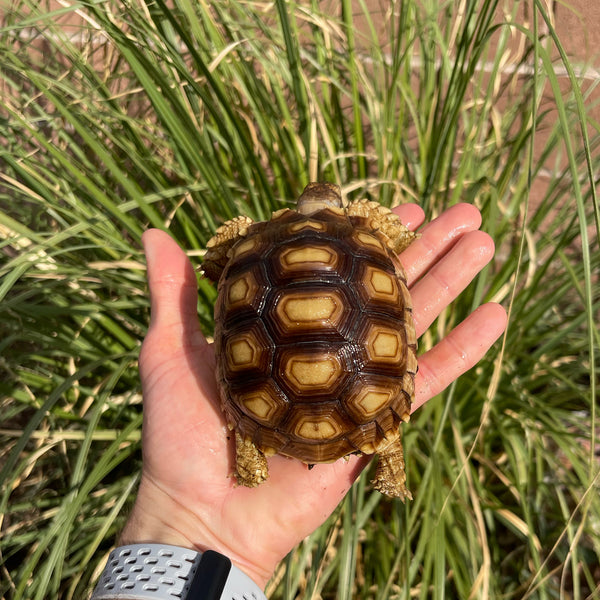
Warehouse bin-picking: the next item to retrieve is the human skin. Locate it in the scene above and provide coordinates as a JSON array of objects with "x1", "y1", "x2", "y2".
[{"x1": 119, "y1": 202, "x2": 508, "y2": 590}]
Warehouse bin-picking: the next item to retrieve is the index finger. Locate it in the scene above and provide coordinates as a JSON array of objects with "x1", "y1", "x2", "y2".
[{"x1": 397, "y1": 203, "x2": 484, "y2": 286}]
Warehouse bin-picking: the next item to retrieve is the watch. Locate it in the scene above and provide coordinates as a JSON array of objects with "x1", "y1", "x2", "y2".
[{"x1": 91, "y1": 544, "x2": 267, "y2": 600}]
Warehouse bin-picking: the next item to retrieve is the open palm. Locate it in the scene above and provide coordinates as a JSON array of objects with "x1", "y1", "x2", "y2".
[{"x1": 120, "y1": 203, "x2": 507, "y2": 589}]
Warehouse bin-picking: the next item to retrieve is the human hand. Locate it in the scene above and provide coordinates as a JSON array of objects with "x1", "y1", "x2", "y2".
[{"x1": 120, "y1": 203, "x2": 507, "y2": 589}]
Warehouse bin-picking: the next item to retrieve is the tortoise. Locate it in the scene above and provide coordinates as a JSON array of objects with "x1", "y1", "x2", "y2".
[{"x1": 203, "y1": 183, "x2": 417, "y2": 499}]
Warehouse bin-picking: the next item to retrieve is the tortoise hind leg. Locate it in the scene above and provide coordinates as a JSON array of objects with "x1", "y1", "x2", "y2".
[
  {"x1": 234, "y1": 432, "x2": 268, "y2": 487},
  {"x1": 371, "y1": 432, "x2": 412, "y2": 501}
]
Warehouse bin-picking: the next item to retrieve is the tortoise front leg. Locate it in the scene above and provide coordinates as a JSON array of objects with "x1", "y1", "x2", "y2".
[
  {"x1": 203, "y1": 216, "x2": 254, "y2": 282},
  {"x1": 346, "y1": 199, "x2": 417, "y2": 254}
]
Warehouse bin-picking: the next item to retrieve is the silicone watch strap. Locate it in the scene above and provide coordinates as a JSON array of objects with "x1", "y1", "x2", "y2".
[{"x1": 91, "y1": 544, "x2": 267, "y2": 600}]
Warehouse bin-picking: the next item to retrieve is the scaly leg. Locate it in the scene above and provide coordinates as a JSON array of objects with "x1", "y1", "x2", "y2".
[
  {"x1": 347, "y1": 199, "x2": 417, "y2": 254},
  {"x1": 234, "y1": 431, "x2": 268, "y2": 487},
  {"x1": 371, "y1": 432, "x2": 412, "y2": 501}
]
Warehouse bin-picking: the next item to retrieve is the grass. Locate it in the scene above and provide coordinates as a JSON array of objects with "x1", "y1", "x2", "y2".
[{"x1": 0, "y1": 0, "x2": 599, "y2": 598}]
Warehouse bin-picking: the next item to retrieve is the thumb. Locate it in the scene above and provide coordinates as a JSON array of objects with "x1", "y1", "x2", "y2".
[{"x1": 142, "y1": 229, "x2": 206, "y2": 348}]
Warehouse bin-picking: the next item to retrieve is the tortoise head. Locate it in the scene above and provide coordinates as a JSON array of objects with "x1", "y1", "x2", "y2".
[{"x1": 297, "y1": 182, "x2": 343, "y2": 215}]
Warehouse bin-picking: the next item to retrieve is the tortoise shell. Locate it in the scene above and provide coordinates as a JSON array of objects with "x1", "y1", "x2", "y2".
[{"x1": 208, "y1": 185, "x2": 417, "y2": 498}]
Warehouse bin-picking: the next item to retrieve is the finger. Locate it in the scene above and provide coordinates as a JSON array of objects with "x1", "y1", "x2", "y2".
[
  {"x1": 411, "y1": 229, "x2": 495, "y2": 336},
  {"x1": 142, "y1": 229, "x2": 207, "y2": 347},
  {"x1": 391, "y1": 203, "x2": 425, "y2": 230},
  {"x1": 401, "y1": 203, "x2": 483, "y2": 286},
  {"x1": 142, "y1": 229, "x2": 207, "y2": 358},
  {"x1": 412, "y1": 302, "x2": 507, "y2": 411}
]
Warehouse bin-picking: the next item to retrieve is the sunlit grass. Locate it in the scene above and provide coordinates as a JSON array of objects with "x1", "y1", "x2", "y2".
[{"x1": 1, "y1": 0, "x2": 598, "y2": 598}]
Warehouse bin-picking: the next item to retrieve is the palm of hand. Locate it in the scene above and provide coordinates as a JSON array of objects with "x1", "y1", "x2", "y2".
[{"x1": 122, "y1": 203, "x2": 507, "y2": 589}]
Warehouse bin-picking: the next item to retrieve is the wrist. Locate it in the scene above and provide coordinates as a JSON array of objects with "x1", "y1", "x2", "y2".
[
  {"x1": 119, "y1": 492, "x2": 194, "y2": 550},
  {"x1": 93, "y1": 544, "x2": 267, "y2": 600},
  {"x1": 120, "y1": 475, "x2": 271, "y2": 590}
]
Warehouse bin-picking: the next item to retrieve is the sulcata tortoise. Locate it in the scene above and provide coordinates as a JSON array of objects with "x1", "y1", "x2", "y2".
[{"x1": 203, "y1": 183, "x2": 417, "y2": 499}]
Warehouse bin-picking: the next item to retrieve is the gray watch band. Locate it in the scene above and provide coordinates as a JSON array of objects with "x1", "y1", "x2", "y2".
[{"x1": 92, "y1": 544, "x2": 267, "y2": 600}]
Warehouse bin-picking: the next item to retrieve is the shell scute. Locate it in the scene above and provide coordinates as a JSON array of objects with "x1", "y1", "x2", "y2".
[
  {"x1": 268, "y1": 237, "x2": 353, "y2": 285},
  {"x1": 342, "y1": 377, "x2": 397, "y2": 422},
  {"x1": 346, "y1": 420, "x2": 395, "y2": 455},
  {"x1": 225, "y1": 222, "x2": 270, "y2": 267},
  {"x1": 355, "y1": 261, "x2": 407, "y2": 313},
  {"x1": 215, "y1": 262, "x2": 270, "y2": 328},
  {"x1": 232, "y1": 379, "x2": 289, "y2": 428},
  {"x1": 223, "y1": 322, "x2": 274, "y2": 378},
  {"x1": 265, "y1": 286, "x2": 358, "y2": 343},
  {"x1": 289, "y1": 403, "x2": 347, "y2": 441},
  {"x1": 274, "y1": 343, "x2": 354, "y2": 401},
  {"x1": 358, "y1": 318, "x2": 409, "y2": 376}
]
